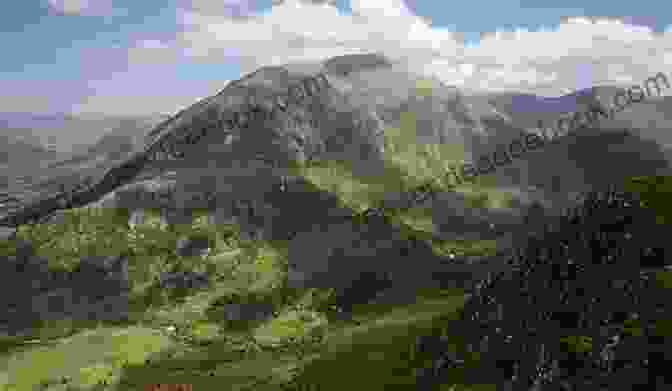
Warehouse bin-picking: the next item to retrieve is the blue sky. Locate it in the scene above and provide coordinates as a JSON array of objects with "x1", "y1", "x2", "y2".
[{"x1": 1, "y1": 0, "x2": 670, "y2": 116}]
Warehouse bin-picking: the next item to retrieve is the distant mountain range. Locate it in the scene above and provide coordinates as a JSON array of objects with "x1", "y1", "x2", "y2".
[
  {"x1": 0, "y1": 112, "x2": 170, "y2": 155},
  {"x1": 0, "y1": 112, "x2": 170, "y2": 203},
  {"x1": 487, "y1": 85, "x2": 672, "y2": 146}
]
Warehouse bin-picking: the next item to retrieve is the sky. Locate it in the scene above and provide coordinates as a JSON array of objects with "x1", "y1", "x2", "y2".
[{"x1": 1, "y1": 0, "x2": 671, "y2": 116}]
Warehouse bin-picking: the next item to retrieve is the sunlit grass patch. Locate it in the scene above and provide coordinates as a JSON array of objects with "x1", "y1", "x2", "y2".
[
  {"x1": 2, "y1": 326, "x2": 174, "y2": 391},
  {"x1": 297, "y1": 158, "x2": 409, "y2": 214},
  {"x1": 384, "y1": 207, "x2": 500, "y2": 258},
  {"x1": 113, "y1": 337, "x2": 306, "y2": 391},
  {"x1": 559, "y1": 335, "x2": 593, "y2": 354},
  {"x1": 253, "y1": 309, "x2": 328, "y2": 348},
  {"x1": 429, "y1": 238, "x2": 499, "y2": 258},
  {"x1": 391, "y1": 206, "x2": 437, "y2": 235},
  {"x1": 295, "y1": 106, "x2": 497, "y2": 216},
  {"x1": 653, "y1": 270, "x2": 672, "y2": 289},
  {"x1": 623, "y1": 175, "x2": 672, "y2": 226}
]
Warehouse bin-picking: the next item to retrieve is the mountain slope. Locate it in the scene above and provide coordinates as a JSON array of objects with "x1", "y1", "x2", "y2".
[
  {"x1": 3, "y1": 53, "x2": 670, "y2": 234},
  {"x1": 0, "y1": 53, "x2": 497, "y2": 227},
  {"x1": 465, "y1": 85, "x2": 672, "y2": 206}
]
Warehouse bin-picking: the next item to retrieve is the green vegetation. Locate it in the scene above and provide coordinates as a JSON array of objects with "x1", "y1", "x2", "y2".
[
  {"x1": 0, "y1": 89, "x2": 510, "y2": 391},
  {"x1": 623, "y1": 175, "x2": 672, "y2": 226},
  {"x1": 0, "y1": 201, "x2": 486, "y2": 391},
  {"x1": 2, "y1": 79, "x2": 670, "y2": 391}
]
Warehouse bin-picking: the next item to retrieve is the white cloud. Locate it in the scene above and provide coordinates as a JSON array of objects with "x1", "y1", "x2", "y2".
[
  {"x1": 47, "y1": 0, "x2": 114, "y2": 15},
  {"x1": 126, "y1": 40, "x2": 181, "y2": 65},
  {"x1": 170, "y1": 0, "x2": 465, "y2": 76},
  {"x1": 138, "y1": 1, "x2": 672, "y2": 96},
  {"x1": 77, "y1": 1, "x2": 672, "y2": 115}
]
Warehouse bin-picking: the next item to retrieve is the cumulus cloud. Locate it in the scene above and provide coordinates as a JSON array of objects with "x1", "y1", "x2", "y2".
[
  {"x1": 72, "y1": 0, "x2": 672, "y2": 115},
  {"x1": 176, "y1": 0, "x2": 258, "y2": 19},
  {"x1": 47, "y1": 0, "x2": 117, "y2": 15},
  {"x1": 143, "y1": 0, "x2": 672, "y2": 97},
  {"x1": 171, "y1": 0, "x2": 464, "y2": 77}
]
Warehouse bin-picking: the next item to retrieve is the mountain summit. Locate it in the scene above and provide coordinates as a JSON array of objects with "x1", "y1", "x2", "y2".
[{"x1": 0, "y1": 52, "x2": 497, "y2": 227}]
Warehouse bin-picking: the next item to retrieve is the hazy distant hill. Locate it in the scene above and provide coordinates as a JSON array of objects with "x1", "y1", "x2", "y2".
[
  {"x1": 0, "y1": 113, "x2": 170, "y2": 206},
  {"x1": 0, "y1": 112, "x2": 170, "y2": 155},
  {"x1": 487, "y1": 85, "x2": 672, "y2": 146},
  {"x1": 0, "y1": 133, "x2": 61, "y2": 166}
]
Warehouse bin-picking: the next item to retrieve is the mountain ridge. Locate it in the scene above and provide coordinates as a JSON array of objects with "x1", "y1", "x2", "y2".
[{"x1": 2, "y1": 53, "x2": 671, "y2": 228}]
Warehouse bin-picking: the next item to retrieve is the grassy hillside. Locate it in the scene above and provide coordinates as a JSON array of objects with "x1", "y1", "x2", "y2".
[
  {"x1": 1, "y1": 79, "x2": 671, "y2": 390},
  {"x1": 2, "y1": 175, "x2": 670, "y2": 391},
  {"x1": 0, "y1": 93, "x2": 505, "y2": 391}
]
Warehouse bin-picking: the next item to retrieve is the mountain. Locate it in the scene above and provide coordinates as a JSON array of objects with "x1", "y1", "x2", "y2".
[
  {"x1": 136, "y1": 53, "x2": 500, "y2": 190},
  {"x1": 1, "y1": 52, "x2": 670, "y2": 231},
  {"x1": 0, "y1": 113, "x2": 169, "y2": 211},
  {"x1": 0, "y1": 112, "x2": 169, "y2": 155},
  {"x1": 464, "y1": 85, "x2": 672, "y2": 207},
  {"x1": 0, "y1": 133, "x2": 61, "y2": 176},
  {"x1": 487, "y1": 85, "x2": 672, "y2": 146},
  {"x1": 45, "y1": 116, "x2": 167, "y2": 168},
  {"x1": 0, "y1": 53, "x2": 501, "y2": 227}
]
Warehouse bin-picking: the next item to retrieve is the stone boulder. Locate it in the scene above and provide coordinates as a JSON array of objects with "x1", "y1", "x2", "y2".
[
  {"x1": 157, "y1": 271, "x2": 210, "y2": 290},
  {"x1": 209, "y1": 292, "x2": 275, "y2": 323},
  {"x1": 70, "y1": 255, "x2": 130, "y2": 295},
  {"x1": 219, "y1": 302, "x2": 274, "y2": 323},
  {"x1": 41, "y1": 209, "x2": 70, "y2": 226},
  {"x1": 127, "y1": 208, "x2": 147, "y2": 229},
  {"x1": 0, "y1": 226, "x2": 16, "y2": 241},
  {"x1": 84, "y1": 177, "x2": 177, "y2": 215},
  {"x1": 175, "y1": 234, "x2": 213, "y2": 258},
  {"x1": 14, "y1": 239, "x2": 36, "y2": 260}
]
